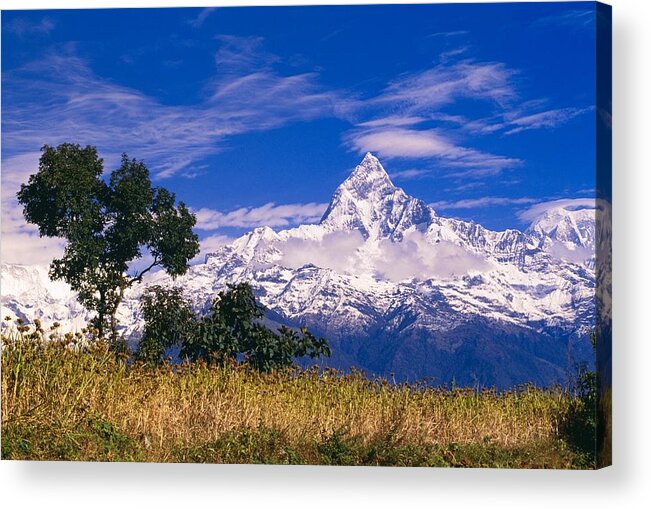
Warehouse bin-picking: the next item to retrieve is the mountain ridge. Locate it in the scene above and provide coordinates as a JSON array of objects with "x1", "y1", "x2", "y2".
[{"x1": 1, "y1": 153, "x2": 602, "y2": 387}]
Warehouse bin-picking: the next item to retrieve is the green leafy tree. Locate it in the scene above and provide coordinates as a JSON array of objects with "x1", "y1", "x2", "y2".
[
  {"x1": 136, "y1": 285, "x2": 195, "y2": 365},
  {"x1": 140, "y1": 282, "x2": 330, "y2": 372},
  {"x1": 17, "y1": 143, "x2": 200, "y2": 339},
  {"x1": 181, "y1": 282, "x2": 262, "y2": 365},
  {"x1": 245, "y1": 324, "x2": 330, "y2": 373}
]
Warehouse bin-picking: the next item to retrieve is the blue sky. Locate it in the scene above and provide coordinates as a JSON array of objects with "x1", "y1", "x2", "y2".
[{"x1": 1, "y1": 3, "x2": 598, "y2": 264}]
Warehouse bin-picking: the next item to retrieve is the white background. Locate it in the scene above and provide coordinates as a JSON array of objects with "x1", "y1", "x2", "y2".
[{"x1": 1, "y1": 0, "x2": 649, "y2": 507}]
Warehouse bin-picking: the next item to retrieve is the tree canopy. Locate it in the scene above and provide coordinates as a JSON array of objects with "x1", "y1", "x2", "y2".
[
  {"x1": 137, "y1": 283, "x2": 331, "y2": 372},
  {"x1": 17, "y1": 143, "x2": 200, "y2": 338}
]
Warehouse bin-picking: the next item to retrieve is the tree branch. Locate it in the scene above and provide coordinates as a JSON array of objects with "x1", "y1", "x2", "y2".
[{"x1": 128, "y1": 255, "x2": 160, "y2": 286}]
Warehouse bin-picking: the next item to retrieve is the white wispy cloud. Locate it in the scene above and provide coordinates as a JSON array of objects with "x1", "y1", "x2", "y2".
[
  {"x1": 439, "y1": 46, "x2": 470, "y2": 63},
  {"x1": 373, "y1": 231, "x2": 490, "y2": 281},
  {"x1": 199, "y1": 233, "x2": 234, "y2": 251},
  {"x1": 1, "y1": 153, "x2": 66, "y2": 265},
  {"x1": 3, "y1": 16, "x2": 55, "y2": 36},
  {"x1": 280, "y1": 231, "x2": 365, "y2": 274},
  {"x1": 426, "y1": 30, "x2": 469, "y2": 38},
  {"x1": 388, "y1": 168, "x2": 431, "y2": 180},
  {"x1": 369, "y1": 60, "x2": 517, "y2": 113},
  {"x1": 342, "y1": 57, "x2": 587, "y2": 172},
  {"x1": 534, "y1": 9, "x2": 595, "y2": 29},
  {"x1": 2, "y1": 34, "x2": 593, "y2": 266},
  {"x1": 503, "y1": 107, "x2": 592, "y2": 135},
  {"x1": 349, "y1": 57, "x2": 590, "y2": 145},
  {"x1": 207, "y1": 71, "x2": 341, "y2": 134},
  {"x1": 428, "y1": 102, "x2": 591, "y2": 137},
  {"x1": 189, "y1": 7, "x2": 216, "y2": 28},
  {"x1": 3, "y1": 53, "x2": 341, "y2": 180},
  {"x1": 1, "y1": 46, "x2": 340, "y2": 264},
  {"x1": 429, "y1": 196, "x2": 598, "y2": 226},
  {"x1": 431, "y1": 196, "x2": 537, "y2": 210},
  {"x1": 214, "y1": 35, "x2": 280, "y2": 72},
  {"x1": 193, "y1": 202, "x2": 328, "y2": 230},
  {"x1": 4, "y1": 43, "x2": 585, "y2": 190},
  {"x1": 279, "y1": 230, "x2": 490, "y2": 282},
  {"x1": 346, "y1": 128, "x2": 452, "y2": 159},
  {"x1": 345, "y1": 127, "x2": 521, "y2": 174},
  {"x1": 194, "y1": 233, "x2": 235, "y2": 264},
  {"x1": 357, "y1": 115, "x2": 426, "y2": 128},
  {"x1": 0, "y1": 229, "x2": 65, "y2": 267}
]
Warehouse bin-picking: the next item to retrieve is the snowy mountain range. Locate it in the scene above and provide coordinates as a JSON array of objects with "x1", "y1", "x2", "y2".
[{"x1": 1, "y1": 153, "x2": 604, "y2": 388}]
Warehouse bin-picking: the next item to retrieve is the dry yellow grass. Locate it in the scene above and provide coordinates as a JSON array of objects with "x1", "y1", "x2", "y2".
[{"x1": 1, "y1": 334, "x2": 587, "y2": 466}]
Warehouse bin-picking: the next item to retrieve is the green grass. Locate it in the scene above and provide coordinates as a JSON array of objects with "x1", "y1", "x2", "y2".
[{"x1": 1, "y1": 335, "x2": 596, "y2": 468}]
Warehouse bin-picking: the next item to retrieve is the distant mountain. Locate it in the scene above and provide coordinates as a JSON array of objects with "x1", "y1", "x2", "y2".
[
  {"x1": 319, "y1": 152, "x2": 434, "y2": 240},
  {"x1": 1, "y1": 153, "x2": 603, "y2": 388}
]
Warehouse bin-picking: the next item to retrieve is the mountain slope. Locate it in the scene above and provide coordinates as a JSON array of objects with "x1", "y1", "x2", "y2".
[{"x1": 1, "y1": 153, "x2": 600, "y2": 388}]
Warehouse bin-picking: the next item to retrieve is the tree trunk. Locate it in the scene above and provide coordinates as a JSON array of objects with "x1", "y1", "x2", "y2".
[
  {"x1": 109, "y1": 285, "x2": 126, "y2": 341},
  {"x1": 97, "y1": 289, "x2": 106, "y2": 339}
]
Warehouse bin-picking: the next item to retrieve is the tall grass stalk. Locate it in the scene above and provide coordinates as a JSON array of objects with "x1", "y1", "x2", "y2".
[{"x1": 1, "y1": 336, "x2": 593, "y2": 467}]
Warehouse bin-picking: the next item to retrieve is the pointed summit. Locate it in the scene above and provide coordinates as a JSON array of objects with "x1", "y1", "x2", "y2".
[
  {"x1": 526, "y1": 204, "x2": 596, "y2": 251},
  {"x1": 343, "y1": 152, "x2": 395, "y2": 194},
  {"x1": 320, "y1": 154, "x2": 434, "y2": 240},
  {"x1": 359, "y1": 152, "x2": 387, "y2": 172}
]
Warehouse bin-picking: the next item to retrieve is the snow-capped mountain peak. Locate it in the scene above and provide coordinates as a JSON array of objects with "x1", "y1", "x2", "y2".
[
  {"x1": 527, "y1": 206, "x2": 594, "y2": 245},
  {"x1": 526, "y1": 204, "x2": 596, "y2": 264},
  {"x1": 320, "y1": 152, "x2": 434, "y2": 240},
  {"x1": 338, "y1": 152, "x2": 394, "y2": 193},
  {"x1": 230, "y1": 226, "x2": 279, "y2": 260},
  {"x1": 1, "y1": 154, "x2": 603, "y2": 388}
]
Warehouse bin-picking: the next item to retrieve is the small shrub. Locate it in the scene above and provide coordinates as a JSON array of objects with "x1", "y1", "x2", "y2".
[{"x1": 318, "y1": 430, "x2": 362, "y2": 466}]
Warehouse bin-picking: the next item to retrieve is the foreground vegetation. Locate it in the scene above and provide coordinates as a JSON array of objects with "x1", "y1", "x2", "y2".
[
  {"x1": 6, "y1": 143, "x2": 602, "y2": 467},
  {"x1": 1, "y1": 336, "x2": 596, "y2": 468}
]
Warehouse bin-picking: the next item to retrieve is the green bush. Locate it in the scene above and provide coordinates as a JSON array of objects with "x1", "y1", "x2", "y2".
[
  {"x1": 137, "y1": 282, "x2": 330, "y2": 372},
  {"x1": 137, "y1": 285, "x2": 194, "y2": 365}
]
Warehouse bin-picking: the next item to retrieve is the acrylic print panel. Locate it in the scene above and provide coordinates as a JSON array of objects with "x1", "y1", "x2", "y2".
[{"x1": 1, "y1": 2, "x2": 611, "y2": 468}]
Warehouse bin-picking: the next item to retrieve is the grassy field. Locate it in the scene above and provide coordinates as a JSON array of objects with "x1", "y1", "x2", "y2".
[{"x1": 1, "y1": 336, "x2": 596, "y2": 468}]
